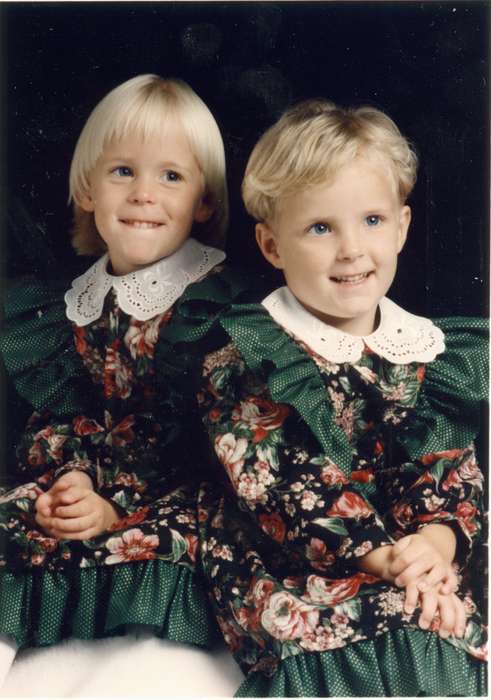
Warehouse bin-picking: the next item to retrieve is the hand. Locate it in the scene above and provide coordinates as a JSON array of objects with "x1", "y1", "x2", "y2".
[
  {"x1": 35, "y1": 471, "x2": 119, "y2": 540},
  {"x1": 413, "y1": 586, "x2": 467, "y2": 640},
  {"x1": 389, "y1": 533, "x2": 458, "y2": 595}
]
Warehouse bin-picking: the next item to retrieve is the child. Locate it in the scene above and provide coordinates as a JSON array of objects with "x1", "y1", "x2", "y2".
[
  {"x1": 0, "y1": 74, "x2": 254, "y2": 684},
  {"x1": 196, "y1": 99, "x2": 487, "y2": 696}
]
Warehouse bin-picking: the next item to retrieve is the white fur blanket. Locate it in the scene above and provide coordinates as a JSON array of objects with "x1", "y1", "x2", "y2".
[{"x1": 0, "y1": 634, "x2": 244, "y2": 697}]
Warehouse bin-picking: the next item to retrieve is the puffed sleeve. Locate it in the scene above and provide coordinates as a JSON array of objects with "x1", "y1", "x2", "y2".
[
  {"x1": 198, "y1": 306, "x2": 394, "y2": 576},
  {"x1": 0, "y1": 276, "x2": 104, "y2": 487},
  {"x1": 0, "y1": 276, "x2": 94, "y2": 417},
  {"x1": 387, "y1": 317, "x2": 488, "y2": 565}
]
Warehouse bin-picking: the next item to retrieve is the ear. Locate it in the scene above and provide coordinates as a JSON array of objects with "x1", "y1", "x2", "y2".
[
  {"x1": 76, "y1": 190, "x2": 96, "y2": 213},
  {"x1": 397, "y1": 205, "x2": 411, "y2": 252},
  {"x1": 255, "y1": 222, "x2": 284, "y2": 270},
  {"x1": 194, "y1": 199, "x2": 214, "y2": 224}
]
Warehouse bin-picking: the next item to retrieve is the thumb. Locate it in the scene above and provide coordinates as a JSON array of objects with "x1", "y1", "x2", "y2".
[{"x1": 35, "y1": 491, "x2": 54, "y2": 517}]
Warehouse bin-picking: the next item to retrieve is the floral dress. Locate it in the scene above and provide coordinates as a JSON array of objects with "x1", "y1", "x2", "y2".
[
  {"x1": 0, "y1": 238, "x2": 254, "y2": 650},
  {"x1": 197, "y1": 288, "x2": 488, "y2": 697}
]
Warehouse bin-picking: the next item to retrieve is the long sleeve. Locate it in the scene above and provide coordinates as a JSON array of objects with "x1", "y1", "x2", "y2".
[
  {"x1": 384, "y1": 445, "x2": 484, "y2": 567},
  {"x1": 385, "y1": 316, "x2": 488, "y2": 566},
  {"x1": 199, "y1": 341, "x2": 394, "y2": 575}
]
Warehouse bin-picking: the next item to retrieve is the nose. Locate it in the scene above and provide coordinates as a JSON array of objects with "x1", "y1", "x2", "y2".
[
  {"x1": 336, "y1": 227, "x2": 364, "y2": 261},
  {"x1": 128, "y1": 177, "x2": 156, "y2": 205}
]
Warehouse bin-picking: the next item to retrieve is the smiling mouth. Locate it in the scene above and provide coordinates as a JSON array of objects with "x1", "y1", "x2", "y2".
[
  {"x1": 121, "y1": 219, "x2": 163, "y2": 229},
  {"x1": 330, "y1": 272, "x2": 372, "y2": 284}
]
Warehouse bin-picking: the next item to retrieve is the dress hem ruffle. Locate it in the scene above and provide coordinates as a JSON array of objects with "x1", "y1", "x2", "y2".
[
  {"x1": 236, "y1": 627, "x2": 487, "y2": 697},
  {"x1": 0, "y1": 559, "x2": 219, "y2": 650}
]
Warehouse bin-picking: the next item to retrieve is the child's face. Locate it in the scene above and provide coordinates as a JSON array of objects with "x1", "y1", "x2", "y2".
[
  {"x1": 256, "y1": 157, "x2": 411, "y2": 336},
  {"x1": 79, "y1": 121, "x2": 212, "y2": 275}
]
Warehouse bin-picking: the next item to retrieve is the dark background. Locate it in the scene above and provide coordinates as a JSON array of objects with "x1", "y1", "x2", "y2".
[
  {"x1": 0, "y1": 0, "x2": 489, "y2": 474},
  {"x1": 1, "y1": 0, "x2": 489, "y2": 317}
]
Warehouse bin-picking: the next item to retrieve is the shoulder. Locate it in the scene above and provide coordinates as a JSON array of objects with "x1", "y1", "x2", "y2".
[
  {"x1": 0, "y1": 272, "x2": 94, "y2": 416},
  {"x1": 427, "y1": 316, "x2": 488, "y2": 398},
  {"x1": 400, "y1": 315, "x2": 488, "y2": 459}
]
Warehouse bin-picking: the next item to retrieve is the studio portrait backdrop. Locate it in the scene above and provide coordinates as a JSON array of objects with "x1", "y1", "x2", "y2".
[{"x1": 0, "y1": 0, "x2": 489, "y2": 472}]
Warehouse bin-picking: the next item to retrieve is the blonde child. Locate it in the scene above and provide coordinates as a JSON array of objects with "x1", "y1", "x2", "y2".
[
  {"x1": 0, "y1": 74, "x2": 253, "y2": 684},
  {"x1": 196, "y1": 99, "x2": 487, "y2": 696}
]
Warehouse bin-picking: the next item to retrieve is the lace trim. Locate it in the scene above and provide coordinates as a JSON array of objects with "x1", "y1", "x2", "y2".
[
  {"x1": 262, "y1": 287, "x2": 446, "y2": 364},
  {"x1": 65, "y1": 239, "x2": 225, "y2": 325}
]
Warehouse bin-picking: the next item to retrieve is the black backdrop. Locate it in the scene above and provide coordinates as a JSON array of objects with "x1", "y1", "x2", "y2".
[{"x1": 1, "y1": 0, "x2": 489, "y2": 317}]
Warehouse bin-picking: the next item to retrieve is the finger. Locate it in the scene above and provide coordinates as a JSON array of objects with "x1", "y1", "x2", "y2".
[
  {"x1": 418, "y1": 591, "x2": 438, "y2": 631},
  {"x1": 48, "y1": 513, "x2": 95, "y2": 535},
  {"x1": 35, "y1": 492, "x2": 54, "y2": 517},
  {"x1": 34, "y1": 514, "x2": 60, "y2": 539},
  {"x1": 55, "y1": 500, "x2": 92, "y2": 519},
  {"x1": 417, "y1": 562, "x2": 448, "y2": 592},
  {"x1": 56, "y1": 526, "x2": 99, "y2": 541},
  {"x1": 54, "y1": 486, "x2": 90, "y2": 506},
  {"x1": 437, "y1": 595, "x2": 455, "y2": 639},
  {"x1": 391, "y1": 535, "x2": 413, "y2": 556},
  {"x1": 404, "y1": 582, "x2": 419, "y2": 615},
  {"x1": 394, "y1": 554, "x2": 435, "y2": 587},
  {"x1": 390, "y1": 543, "x2": 430, "y2": 577},
  {"x1": 453, "y1": 594, "x2": 467, "y2": 638},
  {"x1": 439, "y1": 570, "x2": 459, "y2": 596}
]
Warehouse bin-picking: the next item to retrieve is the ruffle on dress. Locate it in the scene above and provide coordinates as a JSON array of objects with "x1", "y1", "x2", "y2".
[
  {"x1": 0, "y1": 559, "x2": 219, "y2": 650},
  {"x1": 220, "y1": 305, "x2": 488, "y2": 473},
  {"x1": 399, "y1": 316, "x2": 488, "y2": 459},
  {"x1": 236, "y1": 627, "x2": 487, "y2": 697},
  {"x1": 0, "y1": 277, "x2": 94, "y2": 417}
]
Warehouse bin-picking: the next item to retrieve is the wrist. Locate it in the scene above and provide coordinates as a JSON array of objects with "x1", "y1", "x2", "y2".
[
  {"x1": 357, "y1": 544, "x2": 395, "y2": 582},
  {"x1": 417, "y1": 524, "x2": 456, "y2": 563}
]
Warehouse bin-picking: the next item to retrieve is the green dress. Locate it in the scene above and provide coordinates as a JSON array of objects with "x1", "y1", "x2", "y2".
[
  {"x1": 0, "y1": 244, "x2": 256, "y2": 651},
  {"x1": 197, "y1": 293, "x2": 487, "y2": 696}
]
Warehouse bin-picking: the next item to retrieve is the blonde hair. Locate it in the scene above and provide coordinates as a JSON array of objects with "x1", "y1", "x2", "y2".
[
  {"x1": 242, "y1": 98, "x2": 418, "y2": 223},
  {"x1": 69, "y1": 74, "x2": 228, "y2": 254}
]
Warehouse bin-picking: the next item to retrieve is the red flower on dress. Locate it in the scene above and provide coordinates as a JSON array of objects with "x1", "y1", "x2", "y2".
[
  {"x1": 73, "y1": 416, "x2": 105, "y2": 436},
  {"x1": 232, "y1": 397, "x2": 289, "y2": 444},
  {"x1": 420, "y1": 449, "x2": 463, "y2": 466},
  {"x1": 350, "y1": 469, "x2": 374, "y2": 484},
  {"x1": 456, "y1": 501, "x2": 478, "y2": 536},
  {"x1": 185, "y1": 534, "x2": 198, "y2": 563},
  {"x1": 108, "y1": 506, "x2": 150, "y2": 532},
  {"x1": 320, "y1": 461, "x2": 348, "y2": 486},
  {"x1": 73, "y1": 325, "x2": 88, "y2": 355},
  {"x1": 305, "y1": 537, "x2": 335, "y2": 571},
  {"x1": 105, "y1": 528, "x2": 159, "y2": 564},
  {"x1": 259, "y1": 512, "x2": 286, "y2": 544},
  {"x1": 107, "y1": 415, "x2": 136, "y2": 446},
  {"x1": 327, "y1": 491, "x2": 373, "y2": 519},
  {"x1": 28, "y1": 442, "x2": 45, "y2": 466},
  {"x1": 305, "y1": 571, "x2": 378, "y2": 605},
  {"x1": 124, "y1": 312, "x2": 170, "y2": 360}
]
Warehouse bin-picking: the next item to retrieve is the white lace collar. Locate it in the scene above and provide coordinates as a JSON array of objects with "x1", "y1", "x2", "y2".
[
  {"x1": 65, "y1": 238, "x2": 225, "y2": 326},
  {"x1": 262, "y1": 286, "x2": 445, "y2": 364}
]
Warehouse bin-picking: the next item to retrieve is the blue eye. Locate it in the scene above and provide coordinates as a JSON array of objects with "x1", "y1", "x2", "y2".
[
  {"x1": 163, "y1": 170, "x2": 182, "y2": 182},
  {"x1": 365, "y1": 215, "x2": 381, "y2": 226},
  {"x1": 112, "y1": 166, "x2": 133, "y2": 177},
  {"x1": 308, "y1": 222, "x2": 331, "y2": 236}
]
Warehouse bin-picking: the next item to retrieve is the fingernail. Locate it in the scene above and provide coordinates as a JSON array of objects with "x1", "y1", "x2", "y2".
[
  {"x1": 418, "y1": 581, "x2": 428, "y2": 592},
  {"x1": 405, "y1": 604, "x2": 415, "y2": 614},
  {"x1": 419, "y1": 620, "x2": 429, "y2": 629},
  {"x1": 439, "y1": 630, "x2": 449, "y2": 639}
]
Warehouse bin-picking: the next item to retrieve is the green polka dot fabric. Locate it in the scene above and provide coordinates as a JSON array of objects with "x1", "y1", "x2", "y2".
[
  {"x1": 221, "y1": 306, "x2": 488, "y2": 474},
  {"x1": 0, "y1": 560, "x2": 219, "y2": 649},
  {"x1": 237, "y1": 628, "x2": 487, "y2": 697}
]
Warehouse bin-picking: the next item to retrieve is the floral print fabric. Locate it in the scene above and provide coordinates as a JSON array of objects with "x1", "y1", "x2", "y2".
[
  {"x1": 0, "y1": 291, "x2": 200, "y2": 572},
  {"x1": 197, "y1": 327, "x2": 487, "y2": 680}
]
